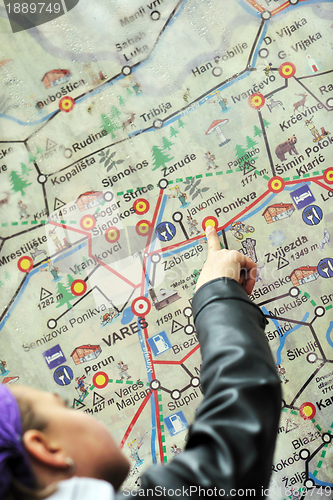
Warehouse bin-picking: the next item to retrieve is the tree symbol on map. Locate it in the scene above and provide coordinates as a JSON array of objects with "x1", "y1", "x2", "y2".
[
  {"x1": 20, "y1": 162, "x2": 32, "y2": 176},
  {"x1": 245, "y1": 136, "x2": 258, "y2": 150},
  {"x1": 117, "y1": 95, "x2": 126, "y2": 107},
  {"x1": 36, "y1": 145, "x2": 44, "y2": 156},
  {"x1": 100, "y1": 114, "x2": 118, "y2": 139},
  {"x1": 66, "y1": 273, "x2": 75, "y2": 288},
  {"x1": 151, "y1": 145, "x2": 174, "y2": 171},
  {"x1": 162, "y1": 137, "x2": 174, "y2": 150},
  {"x1": 263, "y1": 119, "x2": 270, "y2": 129},
  {"x1": 183, "y1": 177, "x2": 209, "y2": 200},
  {"x1": 56, "y1": 282, "x2": 75, "y2": 309},
  {"x1": 28, "y1": 152, "x2": 37, "y2": 164},
  {"x1": 178, "y1": 118, "x2": 185, "y2": 129},
  {"x1": 170, "y1": 126, "x2": 179, "y2": 139},
  {"x1": 253, "y1": 125, "x2": 263, "y2": 138},
  {"x1": 9, "y1": 171, "x2": 32, "y2": 196},
  {"x1": 234, "y1": 144, "x2": 250, "y2": 173},
  {"x1": 99, "y1": 149, "x2": 124, "y2": 172},
  {"x1": 110, "y1": 106, "x2": 121, "y2": 123}
]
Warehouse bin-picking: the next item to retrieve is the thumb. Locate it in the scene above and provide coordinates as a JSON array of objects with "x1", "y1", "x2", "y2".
[{"x1": 206, "y1": 226, "x2": 221, "y2": 253}]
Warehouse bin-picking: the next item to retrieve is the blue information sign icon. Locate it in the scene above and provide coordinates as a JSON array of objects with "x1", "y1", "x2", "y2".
[
  {"x1": 147, "y1": 331, "x2": 172, "y2": 356},
  {"x1": 164, "y1": 411, "x2": 189, "y2": 436},
  {"x1": 317, "y1": 258, "x2": 333, "y2": 278},
  {"x1": 156, "y1": 222, "x2": 176, "y2": 241},
  {"x1": 302, "y1": 205, "x2": 323, "y2": 225},
  {"x1": 43, "y1": 344, "x2": 66, "y2": 370},
  {"x1": 290, "y1": 184, "x2": 315, "y2": 210},
  {"x1": 53, "y1": 365, "x2": 74, "y2": 386}
]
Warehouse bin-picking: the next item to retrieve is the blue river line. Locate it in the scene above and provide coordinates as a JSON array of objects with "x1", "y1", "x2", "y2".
[
  {"x1": 326, "y1": 321, "x2": 333, "y2": 348},
  {"x1": 262, "y1": 307, "x2": 310, "y2": 365},
  {"x1": 139, "y1": 193, "x2": 168, "y2": 463},
  {"x1": 0, "y1": 242, "x2": 86, "y2": 331},
  {"x1": 136, "y1": 318, "x2": 157, "y2": 464},
  {"x1": 308, "y1": 472, "x2": 333, "y2": 487}
]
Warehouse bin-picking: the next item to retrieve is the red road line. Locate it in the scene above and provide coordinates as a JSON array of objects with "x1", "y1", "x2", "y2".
[
  {"x1": 141, "y1": 189, "x2": 165, "y2": 294},
  {"x1": 271, "y1": 1, "x2": 289, "y2": 16},
  {"x1": 154, "y1": 385, "x2": 164, "y2": 463},
  {"x1": 312, "y1": 178, "x2": 332, "y2": 191},
  {"x1": 271, "y1": 0, "x2": 309, "y2": 16},
  {"x1": 49, "y1": 220, "x2": 88, "y2": 235},
  {"x1": 142, "y1": 327, "x2": 164, "y2": 463},
  {"x1": 143, "y1": 327, "x2": 156, "y2": 379},
  {"x1": 284, "y1": 178, "x2": 314, "y2": 185},
  {"x1": 120, "y1": 391, "x2": 152, "y2": 449},
  {"x1": 244, "y1": 0, "x2": 264, "y2": 13},
  {"x1": 49, "y1": 220, "x2": 138, "y2": 288},
  {"x1": 220, "y1": 188, "x2": 270, "y2": 230},
  {"x1": 150, "y1": 189, "x2": 165, "y2": 245},
  {"x1": 149, "y1": 189, "x2": 271, "y2": 256},
  {"x1": 153, "y1": 344, "x2": 200, "y2": 365}
]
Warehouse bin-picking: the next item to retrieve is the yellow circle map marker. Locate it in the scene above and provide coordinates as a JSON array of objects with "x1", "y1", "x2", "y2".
[
  {"x1": 59, "y1": 96, "x2": 75, "y2": 113},
  {"x1": 71, "y1": 279, "x2": 87, "y2": 296},
  {"x1": 136, "y1": 220, "x2": 152, "y2": 236},
  {"x1": 248, "y1": 92, "x2": 265, "y2": 109},
  {"x1": 299, "y1": 401, "x2": 316, "y2": 420},
  {"x1": 133, "y1": 198, "x2": 150, "y2": 215},
  {"x1": 278, "y1": 62, "x2": 296, "y2": 79},
  {"x1": 80, "y1": 215, "x2": 96, "y2": 231},
  {"x1": 324, "y1": 167, "x2": 333, "y2": 184},
  {"x1": 17, "y1": 256, "x2": 33, "y2": 273},
  {"x1": 268, "y1": 176, "x2": 285, "y2": 193},
  {"x1": 202, "y1": 216, "x2": 218, "y2": 232},
  {"x1": 93, "y1": 371, "x2": 109, "y2": 389},
  {"x1": 105, "y1": 226, "x2": 120, "y2": 243}
]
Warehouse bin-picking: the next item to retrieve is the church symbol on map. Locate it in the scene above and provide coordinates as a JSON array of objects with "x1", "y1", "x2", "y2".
[{"x1": 148, "y1": 286, "x2": 180, "y2": 311}]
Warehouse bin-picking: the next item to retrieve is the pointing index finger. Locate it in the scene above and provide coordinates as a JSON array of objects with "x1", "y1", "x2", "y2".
[{"x1": 206, "y1": 226, "x2": 221, "y2": 253}]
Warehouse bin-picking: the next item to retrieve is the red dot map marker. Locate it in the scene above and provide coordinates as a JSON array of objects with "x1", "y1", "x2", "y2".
[
  {"x1": 202, "y1": 216, "x2": 218, "y2": 232},
  {"x1": 105, "y1": 226, "x2": 120, "y2": 243},
  {"x1": 133, "y1": 198, "x2": 150, "y2": 215},
  {"x1": 93, "y1": 371, "x2": 109, "y2": 389},
  {"x1": 279, "y1": 62, "x2": 296, "y2": 79},
  {"x1": 71, "y1": 279, "x2": 87, "y2": 296},
  {"x1": 136, "y1": 220, "x2": 152, "y2": 236},
  {"x1": 299, "y1": 401, "x2": 316, "y2": 420},
  {"x1": 17, "y1": 256, "x2": 33, "y2": 273},
  {"x1": 131, "y1": 296, "x2": 151, "y2": 317},
  {"x1": 59, "y1": 96, "x2": 75, "y2": 113},
  {"x1": 248, "y1": 92, "x2": 265, "y2": 110},
  {"x1": 268, "y1": 176, "x2": 285, "y2": 193},
  {"x1": 80, "y1": 215, "x2": 96, "y2": 231},
  {"x1": 324, "y1": 167, "x2": 333, "y2": 184}
]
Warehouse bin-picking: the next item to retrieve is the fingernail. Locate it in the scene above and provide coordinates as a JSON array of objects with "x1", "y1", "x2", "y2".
[{"x1": 206, "y1": 225, "x2": 214, "y2": 235}]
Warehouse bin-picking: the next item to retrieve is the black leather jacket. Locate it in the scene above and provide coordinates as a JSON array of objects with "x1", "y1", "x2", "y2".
[{"x1": 117, "y1": 278, "x2": 282, "y2": 498}]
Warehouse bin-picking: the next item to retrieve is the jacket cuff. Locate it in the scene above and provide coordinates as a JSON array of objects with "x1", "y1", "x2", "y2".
[{"x1": 192, "y1": 277, "x2": 267, "y2": 325}]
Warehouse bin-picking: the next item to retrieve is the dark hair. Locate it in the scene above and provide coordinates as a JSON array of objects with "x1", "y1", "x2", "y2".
[
  {"x1": 14, "y1": 393, "x2": 47, "y2": 434},
  {"x1": 8, "y1": 390, "x2": 56, "y2": 500}
]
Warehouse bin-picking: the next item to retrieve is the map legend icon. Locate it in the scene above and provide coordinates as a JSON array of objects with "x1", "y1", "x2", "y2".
[
  {"x1": 147, "y1": 331, "x2": 172, "y2": 356},
  {"x1": 164, "y1": 411, "x2": 189, "y2": 436}
]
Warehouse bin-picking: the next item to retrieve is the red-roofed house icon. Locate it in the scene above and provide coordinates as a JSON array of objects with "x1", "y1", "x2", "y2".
[{"x1": 42, "y1": 69, "x2": 71, "y2": 89}]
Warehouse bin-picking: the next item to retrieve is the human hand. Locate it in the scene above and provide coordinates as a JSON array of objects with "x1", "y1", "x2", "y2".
[{"x1": 195, "y1": 226, "x2": 257, "y2": 295}]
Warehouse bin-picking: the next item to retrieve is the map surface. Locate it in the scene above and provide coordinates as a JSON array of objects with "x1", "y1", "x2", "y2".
[{"x1": 0, "y1": 0, "x2": 333, "y2": 497}]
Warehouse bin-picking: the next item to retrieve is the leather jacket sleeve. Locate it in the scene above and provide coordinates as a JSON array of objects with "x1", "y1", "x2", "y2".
[{"x1": 117, "y1": 278, "x2": 282, "y2": 498}]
